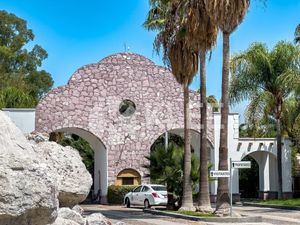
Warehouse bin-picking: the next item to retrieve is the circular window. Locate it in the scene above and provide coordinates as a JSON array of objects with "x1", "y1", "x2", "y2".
[{"x1": 119, "y1": 99, "x2": 136, "y2": 117}]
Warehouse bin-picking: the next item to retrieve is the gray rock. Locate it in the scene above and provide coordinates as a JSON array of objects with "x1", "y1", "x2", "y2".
[
  {"x1": 86, "y1": 213, "x2": 112, "y2": 225},
  {"x1": 50, "y1": 217, "x2": 80, "y2": 225},
  {"x1": 0, "y1": 111, "x2": 59, "y2": 225},
  {"x1": 57, "y1": 207, "x2": 86, "y2": 225},
  {"x1": 72, "y1": 205, "x2": 84, "y2": 215},
  {"x1": 32, "y1": 140, "x2": 93, "y2": 207}
]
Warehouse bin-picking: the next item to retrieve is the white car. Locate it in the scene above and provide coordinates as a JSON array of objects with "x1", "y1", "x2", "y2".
[{"x1": 124, "y1": 184, "x2": 168, "y2": 208}]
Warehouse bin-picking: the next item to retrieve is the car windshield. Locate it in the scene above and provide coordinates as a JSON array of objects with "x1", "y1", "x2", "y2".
[{"x1": 151, "y1": 186, "x2": 167, "y2": 191}]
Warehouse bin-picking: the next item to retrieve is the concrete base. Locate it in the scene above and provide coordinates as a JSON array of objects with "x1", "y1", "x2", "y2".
[
  {"x1": 210, "y1": 194, "x2": 240, "y2": 203},
  {"x1": 258, "y1": 191, "x2": 293, "y2": 200},
  {"x1": 259, "y1": 191, "x2": 278, "y2": 200},
  {"x1": 101, "y1": 195, "x2": 108, "y2": 204},
  {"x1": 282, "y1": 192, "x2": 293, "y2": 199}
]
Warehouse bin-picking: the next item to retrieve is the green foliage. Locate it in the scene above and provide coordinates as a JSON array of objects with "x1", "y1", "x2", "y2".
[
  {"x1": 107, "y1": 185, "x2": 138, "y2": 204},
  {"x1": 58, "y1": 134, "x2": 94, "y2": 176},
  {"x1": 207, "y1": 95, "x2": 219, "y2": 112},
  {"x1": 0, "y1": 86, "x2": 35, "y2": 108},
  {"x1": 0, "y1": 10, "x2": 53, "y2": 108},
  {"x1": 230, "y1": 41, "x2": 300, "y2": 138},
  {"x1": 295, "y1": 24, "x2": 300, "y2": 44},
  {"x1": 145, "y1": 143, "x2": 199, "y2": 203},
  {"x1": 169, "y1": 210, "x2": 214, "y2": 218},
  {"x1": 257, "y1": 198, "x2": 300, "y2": 206}
]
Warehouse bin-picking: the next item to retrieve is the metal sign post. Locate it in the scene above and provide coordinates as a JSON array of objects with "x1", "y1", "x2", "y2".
[{"x1": 230, "y1": 158, "x2": 233, "y2": 217}]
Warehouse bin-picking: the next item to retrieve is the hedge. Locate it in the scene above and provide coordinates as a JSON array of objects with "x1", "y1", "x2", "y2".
[{"x1": 107, "y1": 185, "x2": 138, "y2": 204}]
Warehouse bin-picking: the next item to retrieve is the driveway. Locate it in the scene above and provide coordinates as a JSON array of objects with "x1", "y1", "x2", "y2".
[{"x1": 81, "y1": 204, "x2": 300, "y2": 225}]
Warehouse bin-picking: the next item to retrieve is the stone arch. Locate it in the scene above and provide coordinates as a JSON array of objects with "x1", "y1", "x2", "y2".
[
  {"x1": 115, "y1": 168, "x2": 141, "y2": 186},
  {"x1": 149, "y1": 128, "x2": 214, "y2": 160}
]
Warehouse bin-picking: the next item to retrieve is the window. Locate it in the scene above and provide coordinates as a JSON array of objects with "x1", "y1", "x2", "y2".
[
  {"x1": 122, "y1": 177, "x2": 134, "y2": 185},
  {"x1": 141, "y1": 186, "x2": 150, "y2": 192},
  {"x1": 119, "y1": 99, "x2": 136, "y2": 117},
  {"x1": 151, "y1": 186, "x2": 167, "y2": 191},
  {"x1": 133, "y1": 186, "x2": 142, "y2": 192}
]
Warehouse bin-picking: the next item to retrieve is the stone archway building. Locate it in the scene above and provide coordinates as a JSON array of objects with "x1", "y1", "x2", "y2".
[
  {"x1": 35, "y1": 52, "x2": 292, "y2": 202},
  {"x1": 35, "y1": 53, "x2": 215, "y2": 201}
]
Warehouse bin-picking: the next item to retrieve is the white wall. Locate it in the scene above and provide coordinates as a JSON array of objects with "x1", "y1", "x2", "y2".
[
  {"x1": 211, "y1": 113, "x2": 240, "y2": 195},
  {"x1": 2, "y1": 108, "x2": 35, "y2": 134}
]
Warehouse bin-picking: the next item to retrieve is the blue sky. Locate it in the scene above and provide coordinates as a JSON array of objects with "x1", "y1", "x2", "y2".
[{"x1": 1, "y1": 0, "x2": 300, "y2": 119}]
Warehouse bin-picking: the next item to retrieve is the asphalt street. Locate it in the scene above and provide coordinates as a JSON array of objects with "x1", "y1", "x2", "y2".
[{"x1": 81, "y1": 204, "x2": 300, "y2": 225}]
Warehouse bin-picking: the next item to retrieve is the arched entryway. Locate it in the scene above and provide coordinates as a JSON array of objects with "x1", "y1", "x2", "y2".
[
  {"x1": 239, "y1": 151, "x2": 278, "y2": 200},
  {"x1": 239, "y1": 155, "x2": 259, "y2": 199},
  {"x1": 52, "y1": 127, "x2": 107, "y2": 202}
]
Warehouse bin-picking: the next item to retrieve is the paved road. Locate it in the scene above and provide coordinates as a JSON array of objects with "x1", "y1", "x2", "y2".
[
  {"x1": 81, "y1": 204, "x2": 300, "y2": 225},
  {"x1": 82, "y1": 205, "x2": 204, "y2": 225},
  {"x1": 233, "y1": 205, "x2": 300, "y2": 225}
]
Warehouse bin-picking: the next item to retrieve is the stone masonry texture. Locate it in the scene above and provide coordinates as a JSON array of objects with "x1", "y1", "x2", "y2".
[{"x1": 35, "y1": 53, "x2": 214, "y2": 185}]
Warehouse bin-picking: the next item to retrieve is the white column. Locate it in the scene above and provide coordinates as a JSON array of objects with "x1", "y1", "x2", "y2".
[
  {"x1": 282, "y1": 140, "x2": 292, "y2": 193},
  {"x1": 262, "y1": 153, "x2": 270, "y2": 191}
]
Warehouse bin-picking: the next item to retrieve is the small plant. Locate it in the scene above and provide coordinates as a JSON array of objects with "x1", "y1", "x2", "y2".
[{"x1": 107, "y1": 185, "x2": 138, "y2": 204}]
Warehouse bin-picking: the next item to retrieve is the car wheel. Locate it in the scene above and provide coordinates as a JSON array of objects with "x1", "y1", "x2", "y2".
[
  {"x1": 125, "y1": 198, "x2": 130, "y2": 208},
  {"x1": 144, "y1": 199, "x2": 151, "y2": 209}
]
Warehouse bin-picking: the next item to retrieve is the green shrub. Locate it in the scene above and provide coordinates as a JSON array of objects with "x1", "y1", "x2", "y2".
[{"x1": 107, "y1": 185, "x2": 138, "y2": 204}]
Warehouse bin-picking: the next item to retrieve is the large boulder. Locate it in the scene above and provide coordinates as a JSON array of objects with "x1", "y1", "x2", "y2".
[
  {"x1": 31, "y1": 139, "x2": 93, "y2": 207},
  {"x1": 0, "y1": 111, "x2": 59, "y2": 225},
  {"x1": 85, "y1": 213, "x2": 112, "y2": 225},
  {"x1": 55, "y1": 208, "x2": 86, "y2": 225}
]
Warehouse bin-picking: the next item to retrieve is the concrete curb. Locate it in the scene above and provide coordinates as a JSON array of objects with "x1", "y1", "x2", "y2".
[
  {"x1": 143, "y1": 209, "x2": 262, "y2": 223},
  {"x1": 243, "y1": 202, "x2": 300, "y2": 210}
]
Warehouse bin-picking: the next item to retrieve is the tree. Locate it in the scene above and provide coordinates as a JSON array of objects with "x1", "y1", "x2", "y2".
[
  {"x1": 0, "y1": 86, "x2": 35, "y2": 108},
  {"x1": 230, "y1": 41, "x2": 300, "y2": 199},
  {"x1": 207, "y1": 95, "x2": 219, "y2": 112},
  {"x1": 183, "y1": 0, "x2": 218, "y2": 213},
  {"x1": 295, "y1": 24, "x2": 300, "y2": 44},
  {"x1": 204, "y1": 0, "x2": 250, "y2": 215},
  {"x1": 0, "y1": 10, "x2": 53, "y2": 107},
  {"x1": 145, "y1": 143, "x2": 199, "y2": 209},
  {"x1": 144, "y1": 0, "x2": 198, "y2": 211}
]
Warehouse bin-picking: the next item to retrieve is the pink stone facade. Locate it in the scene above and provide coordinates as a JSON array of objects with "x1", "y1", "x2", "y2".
[{"x1": 35, "y1": 53, "x2": 214, "y2": 185}]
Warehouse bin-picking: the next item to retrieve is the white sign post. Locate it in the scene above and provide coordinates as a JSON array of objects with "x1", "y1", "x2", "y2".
[
  {"x1": 229, "y1": 159, "x2": 251, "y2": 217},
  {"x1": 210, "y1": 160, "x2": 251, "y2": 217}
]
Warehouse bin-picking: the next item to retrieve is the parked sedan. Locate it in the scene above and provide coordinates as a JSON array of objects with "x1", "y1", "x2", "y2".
[{"x1": 124, "y1": 184, "x2": 167, "y2": 208}]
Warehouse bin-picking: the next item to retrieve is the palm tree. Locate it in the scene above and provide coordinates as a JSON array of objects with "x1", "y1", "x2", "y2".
[
  {"x1": 207, "y1": 95, "x2": 219, "y2": 112},
  {"x1": 144, "y1": 0, "x2": 198, "y2": 211},
  {"x1": 295, "y1": 24, "x2": 300, "y2": 44},
  {"x1": 230, "y1": 41, "x2": 300, "y2": 199},
  {"x1": 145, "y1": 143, "x2": 199, "y2": 209},
  {"x1": 203, "y1": 0, "x2": 250, "y2": 215},
  {"x1": 183, "y1": 0, "x2": 218, "y2": 212}
]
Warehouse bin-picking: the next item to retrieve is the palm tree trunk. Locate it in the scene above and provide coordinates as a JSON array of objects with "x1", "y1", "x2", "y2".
[
  {"x1": 216, "y1": 32, "x2": 230, "y2": 215},
  {"x1": 276, "y1": 116, "x2": 283, "y2": 199},
  {"x1": 197, "y1": 50, "x2": 212, "y2": 212},
  {"x1": 179, "y1": 82, "x2": 195, "y2": 211}
]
